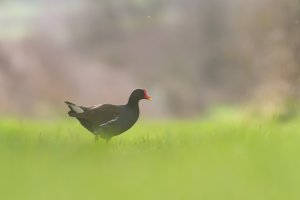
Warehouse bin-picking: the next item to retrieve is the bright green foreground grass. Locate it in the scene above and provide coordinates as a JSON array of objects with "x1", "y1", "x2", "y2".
[{"x1": 1, "y1": 117, "x2": 300, "y2": 200}]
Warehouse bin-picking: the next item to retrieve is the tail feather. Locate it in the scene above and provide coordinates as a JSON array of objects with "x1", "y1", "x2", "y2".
[{"x1": 65, "y1": 101, "x2": 84, "y2": 114}]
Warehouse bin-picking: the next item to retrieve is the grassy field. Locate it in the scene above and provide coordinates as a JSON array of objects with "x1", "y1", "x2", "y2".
[{"x1": 1, "y1": 115, "x2": 300, "y2": 200}]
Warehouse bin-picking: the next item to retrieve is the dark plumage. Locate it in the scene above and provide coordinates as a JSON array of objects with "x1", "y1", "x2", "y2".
[{"x1": 65, "y1": 89, "x2": 152, "y2": 142}]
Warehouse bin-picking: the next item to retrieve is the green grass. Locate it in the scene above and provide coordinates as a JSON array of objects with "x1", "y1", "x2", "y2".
[{"x1": 1, "y1": 116, "x2": 300, "y2": 200}]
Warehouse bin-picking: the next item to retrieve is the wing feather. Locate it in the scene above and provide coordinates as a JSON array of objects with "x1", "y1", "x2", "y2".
[{"x1": 73, "y1": 104, "x2": 121, "y2": 127}]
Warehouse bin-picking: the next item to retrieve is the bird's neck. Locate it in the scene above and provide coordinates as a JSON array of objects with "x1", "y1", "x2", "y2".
[{"x1": 127, "y1": 97, "x2": 140, "y2": 109}]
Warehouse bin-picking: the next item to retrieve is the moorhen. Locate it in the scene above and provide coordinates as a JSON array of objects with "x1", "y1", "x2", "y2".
[{"x1": 65, "y1": 89, "x2": 152, "y2": 142}]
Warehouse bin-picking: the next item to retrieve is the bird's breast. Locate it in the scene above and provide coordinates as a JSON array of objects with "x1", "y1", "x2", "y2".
[{"x1": 117, "y1": 108, "x2": 139, "y2": 132}]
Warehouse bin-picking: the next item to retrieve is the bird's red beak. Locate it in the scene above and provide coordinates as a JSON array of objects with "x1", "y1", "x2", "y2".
[{"x1": 144, "y1": 90, "x2": 152, "y2": 101}]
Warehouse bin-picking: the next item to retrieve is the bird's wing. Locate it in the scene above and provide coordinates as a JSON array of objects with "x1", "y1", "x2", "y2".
[
  {"x1": 88, "y1": 104, "x2": 103, "y2": 110},
  {"x1": 74, "y1": 104, "x2": 121, "y2": 127}
]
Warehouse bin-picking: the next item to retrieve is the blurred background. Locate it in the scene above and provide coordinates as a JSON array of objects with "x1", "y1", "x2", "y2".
[{"x1": 0, "y1": 0, "x2": 300, "y2": 119}]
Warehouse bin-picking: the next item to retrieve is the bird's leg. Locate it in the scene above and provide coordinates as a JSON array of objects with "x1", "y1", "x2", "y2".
[
  {"x1": 106, "y1": 138, "x2": 111, "y2": 143},
  {"x1": 94, "y1": 135, "x2": 99, "y2": 143}
]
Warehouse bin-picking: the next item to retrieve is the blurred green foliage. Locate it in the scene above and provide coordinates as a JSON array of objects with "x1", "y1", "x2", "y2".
[{"x1": 1, "y1": 116, "x2": 300, "y2": 200}]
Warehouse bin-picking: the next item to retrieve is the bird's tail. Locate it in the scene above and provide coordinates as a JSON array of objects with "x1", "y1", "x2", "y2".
[{"x1": 64, "y1": 101, "x2": 84, "y2": 116}]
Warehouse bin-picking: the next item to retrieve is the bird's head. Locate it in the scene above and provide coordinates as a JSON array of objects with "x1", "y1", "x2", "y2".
[
  {"x1": 132, "y1": 89, "x2": 152, "y2": 100},
  {"x1": 128, "y1": 89, "x2": 152, "y2": 105}
]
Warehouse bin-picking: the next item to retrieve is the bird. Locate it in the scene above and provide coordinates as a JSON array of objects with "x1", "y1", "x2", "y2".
[{"x1": 65, "y1": 89, "x2": 152, "y2": 142}]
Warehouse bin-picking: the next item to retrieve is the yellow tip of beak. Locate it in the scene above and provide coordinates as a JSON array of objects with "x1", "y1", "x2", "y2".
[{"x1": 148, "y1": 97, "x2": 153, "y2": 101}]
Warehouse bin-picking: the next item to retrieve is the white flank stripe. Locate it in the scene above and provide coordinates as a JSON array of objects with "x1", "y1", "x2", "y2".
[{"x1": 99, "y1": 117, "x2": 119, "y2": 127}]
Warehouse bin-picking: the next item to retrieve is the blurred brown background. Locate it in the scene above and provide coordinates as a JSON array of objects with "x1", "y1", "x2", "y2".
[{"x1": 0, "y1": 0, "x2": 300, "y2": 118}]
